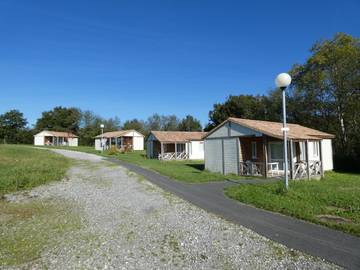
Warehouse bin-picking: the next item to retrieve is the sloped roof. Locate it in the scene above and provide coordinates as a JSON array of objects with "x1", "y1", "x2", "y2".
[
  {"x1": 204, "y1": 118, "x2": 335, "y2": 140},
  {"x1": 36, "y1": 131, "x2": 78, "y2": 138},
  {"x1": 150, "y1": 131, "x2": 207, "y2": 143},
  {"x1": 95, "y1": 130, "x2": 144, "y2": 138}
]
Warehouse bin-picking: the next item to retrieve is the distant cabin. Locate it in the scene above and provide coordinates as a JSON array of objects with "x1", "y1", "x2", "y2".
[
  {"x1": 94, "y1": 130, "x2": 144, "y2": 151},
  {"x1": 34, "y1": 131, "x2": 79, "y2": 147},
  {"x1": 146, "y1": 131, "x2": 207, "y2": 160},
  {"x1": 203, "y1": 117, "x2": 335, "y2": 179}
]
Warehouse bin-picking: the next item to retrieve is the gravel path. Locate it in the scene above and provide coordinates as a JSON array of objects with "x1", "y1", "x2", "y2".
[{"x1": 4, "y1": 149, "x2": 339, "y2": 269}]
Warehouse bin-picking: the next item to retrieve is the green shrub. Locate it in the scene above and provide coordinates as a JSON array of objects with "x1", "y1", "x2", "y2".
[{"x1": 106, "y1": 146, "x2": 118, "y2": 155}]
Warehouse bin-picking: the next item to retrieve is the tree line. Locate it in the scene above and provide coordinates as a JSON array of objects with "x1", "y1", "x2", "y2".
[
  {"x1": 0, "y1": 107, "x2": 202, "y2": 146},
  {"x1": 0, "y1": 33, "x2": 359, "y2": 171}
]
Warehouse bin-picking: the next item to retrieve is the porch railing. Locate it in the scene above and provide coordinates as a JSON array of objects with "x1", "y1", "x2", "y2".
[
  {"x1": 239, "y1": 160, "x2": 322, "y2": 179},
  {"x1": 239, "y1": 162, "x2": 264, "y2": 176},
  {"x1": 158, "y1": 152, "x2": 189, "y2": 160},
  {"x1": 239, "y1": 161, "x2": 283, "y2": 177},
  {"x1": 294, "y1": 160, "x2": 321, "y2": 179}
]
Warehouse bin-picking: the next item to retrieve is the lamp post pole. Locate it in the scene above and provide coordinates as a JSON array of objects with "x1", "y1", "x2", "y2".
[
  {"x1": 281, "y1": 86, "x2": 289, "y2": 189},
  {"x1": 100, "y1": 124, "x2": 105, "y2": 152},
  {"x1": 275, "y1": 73, "x2": 292, "y2": 189}
]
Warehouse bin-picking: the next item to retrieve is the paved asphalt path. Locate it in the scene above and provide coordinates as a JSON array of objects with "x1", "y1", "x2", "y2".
[{"x1": 106, "y1": 157, "x2": 360, "y2": 270}]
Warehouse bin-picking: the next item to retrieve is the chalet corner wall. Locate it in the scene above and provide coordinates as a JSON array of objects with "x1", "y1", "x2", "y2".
[{"x1": 204, "y1": 137, "x2": 239, "y2": 175}]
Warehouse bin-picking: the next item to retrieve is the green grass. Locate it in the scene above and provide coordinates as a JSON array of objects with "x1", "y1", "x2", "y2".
[
  {"x1": 225, "y1": 171, "x2": 360, "y2": 236},
  {"x1": 42, "y1": 146, "x2": 241, "y2": 183},
  {"x1": 0, "y1": 145, "x2": 71, "y2": 196},
  {"x1": 42, "y1": 145, "x2": 100, "y2": 155},
  {"x1": 114, "y1": 151, "x2": 234, "y2": 183},
  {"x1": 0, "y1": 200, "x2": 82, "y2": 266}
]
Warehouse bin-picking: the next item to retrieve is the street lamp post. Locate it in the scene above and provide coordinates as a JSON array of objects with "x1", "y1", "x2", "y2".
[
  {"x1": 100, "y1": 124, "x2": 105, "y2": 152},
  {"x1": 275, "y1": 73, "x2": 292, "y2": 189}
]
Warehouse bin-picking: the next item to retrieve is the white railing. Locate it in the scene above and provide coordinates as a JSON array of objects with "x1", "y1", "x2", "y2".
[
  {"x1": 239, "y1": 161, "x2": 283, "y2": 178},
  {"x1": 239, "y1": 162, "x2": 264, "y2": 176},
  {"x1": 158, "y1": 152, "x2": 189, "y2": 160},
  {"x1": 294, "y1": 160, "x2": 322, "y2": 179},
  {"x1": 238, "y1": 160, "x2": 322, "y2": 179}
]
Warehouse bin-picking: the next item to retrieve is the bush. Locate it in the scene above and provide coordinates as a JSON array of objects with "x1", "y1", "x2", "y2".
[
  {"x1": 334, "y1": 154, "x2": 360, "y2": 173},
  {"x1": 106, "y1": 146, "x2": 118, "y2": 155}
]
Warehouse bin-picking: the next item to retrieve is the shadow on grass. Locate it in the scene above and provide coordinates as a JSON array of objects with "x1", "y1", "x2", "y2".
[{"x1": 185, "y1": 163, "x2": 205, "y2": 171}]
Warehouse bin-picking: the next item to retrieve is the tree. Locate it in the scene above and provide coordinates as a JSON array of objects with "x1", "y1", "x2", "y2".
[
  {"x1": 122, "y1": 119, "x2": 146, "y2": 134},
  {"x1": 78, "y1": 110, "x2": 104, "y2": 146},
  {"x1": 205, "y1": 94, "x2": 278, "y2": 131},
  {"x1": 289, "y1": 33, "x2": 360, "y2": 160},
  {"x1": 78, "y1": 110, "x2": 121, "y2": 146},
  {"x1": 161, "y1": 115, "x2": 179, "y2": 131},
  {"x1": 104, "y1": 116, "x2": 121, "y2": 131},
  {"x1": 145, "y1": 114, "x2": 162, "y2": 131},
  {"x1": 0, "y1": 110, "x2": 29, "y2": 144},
  {"x1": 16, "y1": 128, "x2": 34, "y2": 144},
  {"x1": 178, "y1": 115, "x2": 202, "y2": 131},
  {"x1": 35, "y1": 106, "x2": 81, "y2": 133}
]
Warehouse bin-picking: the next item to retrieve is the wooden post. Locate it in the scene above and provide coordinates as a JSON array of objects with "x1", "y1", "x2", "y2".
[
  {"x1": 115, "y1": 137, "x2": 118, "y2": 149},
  {"x1": 262, "y1": 136, "x2": 268, "y2": 178},
  {"x1": 160, "y1": 142, "x2": 164, "y2": 160},
  {"x1": 175, "y1": 142, "x2": 177, "y2": 159},
  {"x1": 150, "y1": 140, "x2": 152, "y2": 158},
  {"x1": 187, "y1": 142, "x2": 190, "y2": 159},
  {"x1": 221, "y1": 139, "x2": 225, "y2": 175},
  {"x1": 305, "y1": 140, "x2": 310, "y2": 180},
  {"x1": 289, "y1": 139, "x2": 294, "y2": 180},
  {"x1": 236, "y1": 138, "x2": 240, "y2": 176},
  {"x1": 319, "y1": 140, "x2": 324, "y2": 178}
]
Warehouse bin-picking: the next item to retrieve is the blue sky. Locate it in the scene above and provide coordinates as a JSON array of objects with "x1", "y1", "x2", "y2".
[{"x1": 1, "y1": 0, "x2": 359, "y2": 127}]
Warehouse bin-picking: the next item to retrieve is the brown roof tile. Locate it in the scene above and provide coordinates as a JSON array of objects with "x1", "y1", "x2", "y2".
[
  {"x1": 206, "y1": 118, "x2": 334, "y2": 140},
  {"x1": 95, "y1": 130, "x2": 144, "y2": 138},
  {"x1": 228, "y1": 117, "x2": 335, "y2": 140},
  {"x1": 46, "y1": 131, "x2": 78, "y2": 138},
  {"x1": 151, "y1": 131, "x2": 207, "y2": 143}
]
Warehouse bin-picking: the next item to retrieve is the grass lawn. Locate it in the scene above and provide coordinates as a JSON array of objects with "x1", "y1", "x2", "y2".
[
  {"x1": 0, "y1": 145, "x2": 71, "y2": 196},
  {"x1": 110, "y1": 150, "x2": 238, "y2": 183},
  {"x1": 225, "y1": 172, "x2": 360, "y2": 236},
  {"x1": 0, "y1": 200, "x2": 82, "y2": 266},
  {"x1": 44, "y1": 146, "x2": 241, "y2": 183}
]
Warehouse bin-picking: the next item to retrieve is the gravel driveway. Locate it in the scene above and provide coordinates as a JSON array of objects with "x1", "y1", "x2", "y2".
[{"x1": 4, "y1": 149, "x2": 339, "y2": 269}]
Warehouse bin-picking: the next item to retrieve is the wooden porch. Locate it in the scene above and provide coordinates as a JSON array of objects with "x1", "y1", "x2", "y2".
[
  {"x1": 102, "y1": 136, "x2": 133, "y2": 151},
  {"x1": 238, "y1": 136, "x2": 324, "y2": 180},
  {"x1": 158, "y1": 142, "x2": 188, "y2": 160},
  {"x1": 44, "y1": 136, "x2": 69, "y2": 146}
]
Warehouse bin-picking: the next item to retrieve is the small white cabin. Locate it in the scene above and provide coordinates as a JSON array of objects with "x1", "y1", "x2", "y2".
[
  {"x1": 203, "y1": 117, "x2": 335, "y2": 179},
  {"x1": 34, "y1": 131, "x2": 78, "y2": 146},
  {"x1": 146, "y1": 131, "x2": 207, "y2": 160},
  {"x1": 95, "y1": 130, "x2": 144, "y2": 151}
]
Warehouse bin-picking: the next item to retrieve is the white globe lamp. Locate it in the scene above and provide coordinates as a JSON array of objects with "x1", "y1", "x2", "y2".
[{"x1": 275, "y1": 73, "x2": 292, "y2": 89}]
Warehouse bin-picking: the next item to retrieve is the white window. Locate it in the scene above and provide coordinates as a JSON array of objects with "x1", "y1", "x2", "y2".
[
  {"x1": 313, "y1": 141, "x2": 319, "y2": 157},
  {"x1": 298, "y1": 142, "x2": 306, "y2": 161},
  {"x1": 251, "y1": 141, "x2": 257, "y2": 159},
  {"x1": 269, "y1": 142, "x2": 284, "y2": 160},
  {"x1": 177, "y1": 143, "x2": 185, "y2": 153}
]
